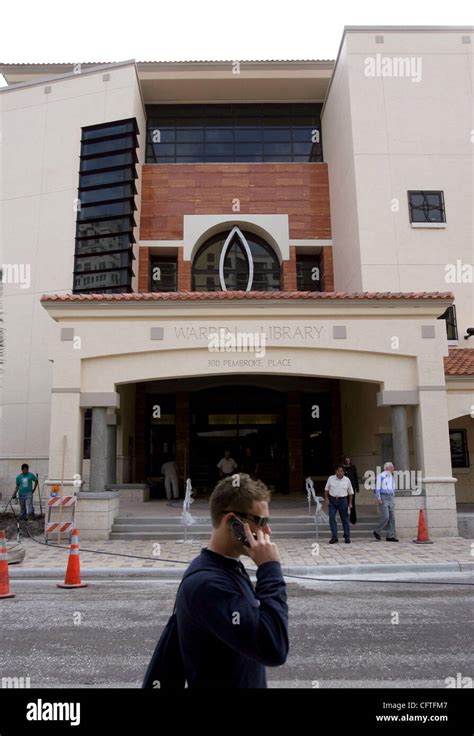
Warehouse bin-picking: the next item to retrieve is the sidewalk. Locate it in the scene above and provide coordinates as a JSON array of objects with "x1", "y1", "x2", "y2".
[
  {"x1": 9, "y1": 535, "x2": 474, "y2": 574},
  {"x1": 5, "y1": 497, "x2": 474, "y2": 576}
]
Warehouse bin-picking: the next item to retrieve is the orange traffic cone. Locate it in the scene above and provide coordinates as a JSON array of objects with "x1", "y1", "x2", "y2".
[
  {"x1": 413, "y1": 509, "x2": 433, "y2": 544},
  {"x1": 0, "y1": 531, "x2": 15, "y2": 599},
  {"x1": 57, "y1": 528, "x2": 88, "y2": 588}
]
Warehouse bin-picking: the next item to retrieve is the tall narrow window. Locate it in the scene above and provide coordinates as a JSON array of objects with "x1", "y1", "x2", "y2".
[
  {"x1": 296, "y1": 254, "x2": 321, "y2": 291},
  {"x1": 449, "y1": 429, "x2": 469, "y2": 468},
  {"x1": 439, "y1": 305, "x2": 458, "y2": 341},
  {"x1": 73, "y1": 118, "x2": 139, "y2": 294},
  {"x1": 83, "y1": 409, "x2": 92, "y2": 460},
  {"x1": 150, "y1": 257, "x2": 178, "y2": 292}
]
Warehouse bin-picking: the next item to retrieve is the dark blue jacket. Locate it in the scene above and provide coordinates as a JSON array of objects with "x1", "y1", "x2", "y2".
[{"x1": 176, "y1": 547, "x2": 289, "y2": 688}]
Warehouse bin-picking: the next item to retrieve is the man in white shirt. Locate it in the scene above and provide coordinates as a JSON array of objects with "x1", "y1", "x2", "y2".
[
  {"x1": 324, "y1": 464, "x2": 354, "y2": 544},
  {"x1": 161, "y1": 458, "x2": 179, "y2": 501},
  {"x1": 217, "y1": 450, "x2": 238, "y2": 479}
]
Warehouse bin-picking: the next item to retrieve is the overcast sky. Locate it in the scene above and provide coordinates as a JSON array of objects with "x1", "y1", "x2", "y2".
[{"x1": 0, "y1": 0, "x2": 472, "y2": 87}]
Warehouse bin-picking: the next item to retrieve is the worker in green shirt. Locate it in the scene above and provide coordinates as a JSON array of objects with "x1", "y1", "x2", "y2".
[{"x1": 13, "y1": 463, "x2": 38, "y2": 520}]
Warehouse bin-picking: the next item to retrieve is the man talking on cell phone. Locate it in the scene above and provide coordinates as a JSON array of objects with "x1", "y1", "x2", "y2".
[{"x1": 175, "y1": 473, "x2": 288, "y2": 688}]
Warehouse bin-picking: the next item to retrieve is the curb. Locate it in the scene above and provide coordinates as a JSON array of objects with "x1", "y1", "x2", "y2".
[{"x1": 8, "y1": 561, "x2": 474, "y2": 580}]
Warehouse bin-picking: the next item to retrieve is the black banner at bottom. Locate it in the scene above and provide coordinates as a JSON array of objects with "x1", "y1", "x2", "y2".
[{"x1": 0, "y1": 688, "x2": 472, "y2": 734}]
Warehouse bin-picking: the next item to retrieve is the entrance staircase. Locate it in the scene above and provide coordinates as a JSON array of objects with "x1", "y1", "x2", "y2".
[{"x1": 110, "y1": 511, "x2": 378, "y2": 541}]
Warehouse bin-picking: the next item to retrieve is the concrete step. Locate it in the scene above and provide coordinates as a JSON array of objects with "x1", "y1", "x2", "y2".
[
  {"x1": 110, "y1": 513, "x2": 377, "y2": 539},
  {"x1": 109, "y1": 530, "x2": 375, "y2": 540},
  {"x1": 112, "y1": 516, "x2": 377, "y2": 525},
  {"x1": 112, "y1": 524, "x2": 212, "y2": 533},
  {"x1": 111, "y1": 523, "x2": 375, "y2": 533}
]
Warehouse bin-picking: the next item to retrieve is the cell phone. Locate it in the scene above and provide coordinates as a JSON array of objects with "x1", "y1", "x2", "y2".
[{"x1": 228, "y1": 516, "x2": 257, "y2": 547}]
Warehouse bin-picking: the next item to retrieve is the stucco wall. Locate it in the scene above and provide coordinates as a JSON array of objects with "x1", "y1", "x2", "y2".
[
  {"x1": 0, "y1": 63, "x2": 146, "y2": 489},
  {"x1": 323, "y1": 30, "x2": 474, "y2": 341}
]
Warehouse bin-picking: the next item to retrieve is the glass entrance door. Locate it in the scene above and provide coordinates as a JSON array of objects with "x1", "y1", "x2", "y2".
[
  {"x1": 190, "y1": 386, "x2": 287, "y2": 492},
  {"x1": 146, "y1": 394, "x2": 176, "y2": 477}
]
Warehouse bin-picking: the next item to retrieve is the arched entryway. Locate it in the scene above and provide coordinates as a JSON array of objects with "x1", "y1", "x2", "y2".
[{"x1": 131, "y1": 374, "x2": 343, "y2": 496}]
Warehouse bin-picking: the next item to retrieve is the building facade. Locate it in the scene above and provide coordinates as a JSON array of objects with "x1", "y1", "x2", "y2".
[{"x1": 1, "y1": 26, "x2": 473, "y2": 538}]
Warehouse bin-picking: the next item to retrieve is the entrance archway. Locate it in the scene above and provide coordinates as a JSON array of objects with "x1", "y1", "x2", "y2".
[{"x1": 135, "y1": 374, "x2": 341, "y2": 495}]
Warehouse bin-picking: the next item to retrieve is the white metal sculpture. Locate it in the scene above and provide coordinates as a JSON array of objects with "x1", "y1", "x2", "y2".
[
  {"x1": 72, "y1": 474, "x2": 83, "y2": 494},
  {"x1": 218, "y1": 226, "x2": 254, "y2": 292},
  {"x1": 178, "y1": 478, "x2": 195, "y2": 544},
  {"x1": 306, "y1": 476, "x2": 317, "y2": 513},
  {"x1": 305, "y1": 476, "x2": 328, "y2": 540}
]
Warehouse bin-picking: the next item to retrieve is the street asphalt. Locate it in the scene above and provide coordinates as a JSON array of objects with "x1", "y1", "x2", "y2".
[{"x1": 1, "y1": 573, "x2": 472, "y2": 689}]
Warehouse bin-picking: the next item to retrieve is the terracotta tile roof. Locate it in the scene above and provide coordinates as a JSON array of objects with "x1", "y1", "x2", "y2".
[
  {"x1": 40, "y1": 290, "x2": 454, "y2": 303},
  {"x1": 444, "y1": 348, "x2": 474, "y2": 376}
]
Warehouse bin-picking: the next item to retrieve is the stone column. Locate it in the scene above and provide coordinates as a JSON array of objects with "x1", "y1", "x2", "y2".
[
  {"x1": 377, "y1": 387, "x2": 458, "y2": 537},
  {"x1": 89, "y1": 407, "x2": 107, "y2": 492},
  {"x1": 391, "y1": 405, "x2": 409, "y2": 472},
  {"x1": 79, "y1": 393, "x2": 120, "y2": 538},
  {"x1": 412, "y1": 389, "x2": 458, "y2": 536},
  {"x1": 106, "y1": 413, "x2": 117, "y2": 485},
  {"x1": 377, "y1": 390, "x2": 420, "y2": 536}
]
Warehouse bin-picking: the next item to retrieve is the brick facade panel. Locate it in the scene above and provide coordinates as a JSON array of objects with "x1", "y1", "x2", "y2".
[{"x1": 140, "y1": 163, "x2": 331, "y2": 241}]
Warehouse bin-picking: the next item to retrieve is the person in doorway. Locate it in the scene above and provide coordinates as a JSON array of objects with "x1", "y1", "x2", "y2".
[
  {"x1": 217, "y1": 449, "x2": 238, "y2": 479},
  {"x1": 373, "y1": 461, "x2": 399, "y2": 542},
  {"x1": 342, "y1": 455, "x2": 359, "y2": 524},
  {"x1": 175, "y1": 473, "x2": 288, "y2": 687},
  {"x1": 13, "y1": 463, "x2": 38, "y2": 520},
  {"x1": 324, "y1": 463, "x2": 354, "y2": 544},
  {"x1": 161, "y1": 457, "x2": 179, "y2": 502},
  {"x1": 240, "y1": 447, "x2": 258, "y2": 479}
]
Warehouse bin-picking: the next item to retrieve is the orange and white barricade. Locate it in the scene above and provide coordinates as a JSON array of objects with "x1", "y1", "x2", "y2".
[{"x1": 45, "y1": 495, "x2": 78, "y2": 545}]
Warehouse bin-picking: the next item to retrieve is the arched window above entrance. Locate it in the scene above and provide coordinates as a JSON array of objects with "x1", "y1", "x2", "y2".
[{"x1": 192, "y1": 226, "x2": 281, "y2": 292}]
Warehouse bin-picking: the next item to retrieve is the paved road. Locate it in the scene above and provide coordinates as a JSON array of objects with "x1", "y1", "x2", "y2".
[{"x1": 0, "y1": 574, "x2": 472, "y2": 688}]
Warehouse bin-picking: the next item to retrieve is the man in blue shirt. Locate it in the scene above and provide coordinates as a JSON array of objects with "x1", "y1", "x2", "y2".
[
  {"x1": 373, "y1": 461, "x2": 399, "y2": 542},
  {"x1": 176, "y1": 473, "x2": 289, "y2": 688},
  {"x1": 13, "y1": 464, "x2": 38, "y2": 520}
]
